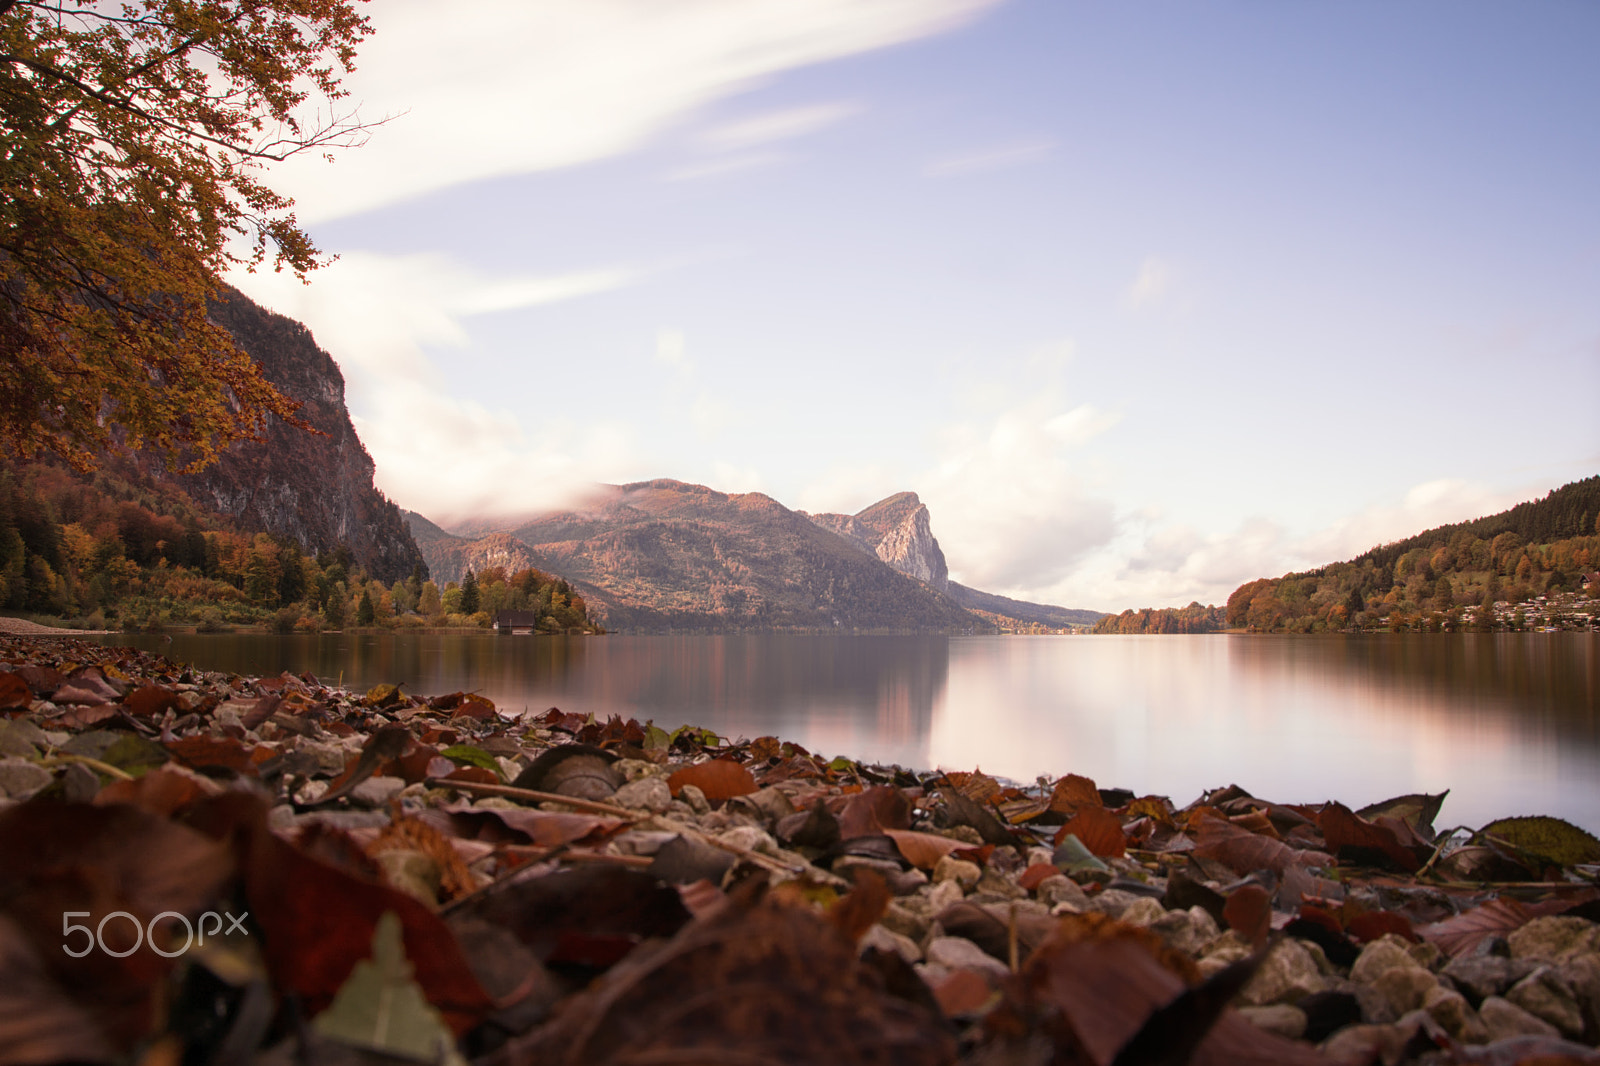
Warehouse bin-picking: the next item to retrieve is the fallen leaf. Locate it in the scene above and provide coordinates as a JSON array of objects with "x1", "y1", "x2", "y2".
[
  {"x1": 1050, "y1": 773, "x2": 1104, "y2": 816},
  {"x1": 1319, "y1": 802, "x2": 1424, "y2": 872},
  {"x1": 838, "y1": 785, "x2": 912, "y2": 839},
  {"x1": 1357, "y1": 791, "x2": 1449, "y2": 839},
  {"x1": 884, "y1": 828, "x2": 967, "y2": 870},
  {"x1": 666, "y1": 759, "x2": 757, "y2": 803},
  {"x1": 1223, "y1": 884, "x2": 1272, "y2": 947},
  {"x1": 0, "y1": 673, "x2": 35, "y2": 710},
  {"x1": 1417, "y1": 898, "x2": 1534, "y2": 959},
  {"x1": 1193, "y1": 816, "x2": 1330, "y2": 877},
  {"x1": 1056, "y1": 806, "x2": 1127, "y2": 858},
  {"x1": 310, "y1": 911, "x2": 459, "y2": 1060},
  {"x1": 1477, "y1": 816, "x2": 1600, "y2": 870}
]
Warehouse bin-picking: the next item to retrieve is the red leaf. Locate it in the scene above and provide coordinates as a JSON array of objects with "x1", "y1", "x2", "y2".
[
  {"x1": 1417, "y1": 898, "x2": 1534, "y2": 958},
  {"x1": 1224, "y1": 884, "x2": 1273, "y2": 947},
  {"x1": 1049, "y1": 773, "x2": 1103, "y2": 816},
  {"x1": 1055, "y1": 806, "x2": 1126, "y2": 858},
  {"x1": 667, "y1": 759, "x2": 758, "y2": 802},
  {"x1": 164, "y1": 735, "x2": 258, "y2": 774},
  {"x1": 441, "y1": 765, "x2": 498, "y2": 786},
  {"x1": 838, "y1": 785, "x2": 911, "y2": 839},
  {"x1": 934, "y1": 968, "x2": 997, "y2": 1017},
  {"x1": 1193, "y1": 816, "x2": 1330, "y2": 877},
  {"x1": 0, "y1": 672, "x2": 33, "y2": 710},
  {"x1": 1345, "y1": 910, "x2": 1417, "y2": 944},
  {"x1": 883, "y1": 828, "x2": 966, "y2": 870},
  {"x1": 1019, "y1": 863, "x2": 1062, "y2": 891},
  {"x1": 1318, "y1": 802, "x2": 1423, "y2": 872},
  {"x1": 122, "y1": 685, "x2": 184, "y2": 718}
]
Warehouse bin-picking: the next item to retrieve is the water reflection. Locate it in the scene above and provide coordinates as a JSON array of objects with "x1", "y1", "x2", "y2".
[{"x1": 99, "y1": 631, "x2": 1599, "y2": 833}]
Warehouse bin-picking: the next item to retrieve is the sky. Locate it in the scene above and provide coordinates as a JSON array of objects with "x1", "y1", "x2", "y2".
[{"x1": 228, "y1": 0, "x2": 1600, "y2": 613}]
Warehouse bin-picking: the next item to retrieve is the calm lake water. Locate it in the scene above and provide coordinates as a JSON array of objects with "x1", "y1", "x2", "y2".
[{"x1": 98, "y1": 632, "x2": 1600, "y2": 834}]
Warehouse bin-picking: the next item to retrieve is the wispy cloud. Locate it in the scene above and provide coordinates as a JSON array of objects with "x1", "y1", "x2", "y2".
[
  {"x1": 664, "y1": 152, "x2": 784, "y2": 182},
  {"x1": 702, "y1": 102, "x2": 860, "y2": 149},
  {"x1": 271, "y1": 0, "x2": 1003, "y2": 221},
  {"x1": 1121, "y1": 256, "x2": 1171, "y2": 310},
  {"x1": 925, "y1": 137, "x2": 1054, "y2": 176}
]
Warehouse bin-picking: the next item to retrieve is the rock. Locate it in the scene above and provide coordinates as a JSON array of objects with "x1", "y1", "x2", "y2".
[
  {"x1": 1349, "y1": 935, "x2": 1444, "y2": 1020},
  {"x1": 1087, "y1": 888, "x2": 1145, "y2": 919},
  {"x1": 1442, "y1": 955, "x2": 1538, "y2": 1006},
  {"x1": 350, "y1": 775, "x2": 405, "y2": 807},
  {"x1": 1317, "y1": 1015, "x2": 1428, "y2": 1066},
  {"x1": 1479, "y1": 995, "x2": 1560, "y2": 1041},
  {"x1": 1556, "y1": 953, "x2": 1600, "y2": 1033},
  {"x1": 612, "y1": 775, "x2": 672, "y2": 813},
  {"x1": 58, "y1": 761, "x2": 100, "y2": 803},
  {"x1": 925, "y1": 878, "x2": 966, "y2": 913},
  {"x1": 678, "y1": 783, "x2": 711, "y2": 815},
  {"x1": 0, "y1": 757, "x2": 52, "y2": 799},
  {"x1": 1144, "y1": 908, "x2": 1208, "y2": 957},
  {"x1": 610, "y1": 830, "x2": 680, "y2": 857},
  {"x1": 1351, "y1": 936, "x2": 1427, "y2": 986},
  {"x1": 1508, "y1": 916, "x2": 1600, "y2": 963},
  {"x1": 925, "y1": 936, "x2": 1010, "y2": 981},
  {"x1": 729, "y1": 787, "x2": 795, "y2": 826},
  {"x1": 881, "y1": 900, "x2": 932, "y2": 943},
  {"x1": 1198, "y1": 932, "x2": 1253, "y2": 980},
  {"x1": 1505, "y1": 967, "x2": 1585, "y2": 1037},
  {"x1": 613, "y1": 758, "x2": 657, "y2": 782},
  {"x1": 1422, "y1": 984, "x2": 1487, "y2": 1043},
  {"x1": 1239, "y1": 938, "x2": 1325, "y2": 1007},
  {"x1": 860, "y1": 923, "x2": 922, "y2": 964},
  {"x1": 293, "y1": 740, "x2": 350, "y2": 775},
  {"x1": 0, "y1": 719, "x2": 46, "y2": 757},
  {"x1": 973, "y1": 869, "x2": 1025, "y2": 900},
  {"x1": 1118, "y1": 897, "x2": 1168, "y2": 927},
  {"x1": 1036, "y1": 875, "x2": 1089, "y2": 912},
  {"x1": 1237, "y1": 1004, "x2": 1307, "y2": 1040},
  {"x1": 1407, "y1": 939, "x2": 1443, "y2": 972},
  {"x1": 717, "y1": 826, "x2": 778, "y2": 856},
  {"x1": 932, "y1": 856, "x2": 981, "y2": 891}
]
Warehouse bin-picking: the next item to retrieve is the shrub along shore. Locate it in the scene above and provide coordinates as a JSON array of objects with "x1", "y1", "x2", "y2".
[{"x1": 0, "y1": 632, "x2": 1597, "y2": 1065}]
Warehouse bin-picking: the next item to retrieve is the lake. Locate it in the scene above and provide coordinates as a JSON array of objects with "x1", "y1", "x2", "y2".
[{"x1": 97, "y1": 631, "x2": 1600, "y2": 834}]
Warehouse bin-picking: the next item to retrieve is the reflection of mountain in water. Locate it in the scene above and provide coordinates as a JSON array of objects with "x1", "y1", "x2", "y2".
[
  {"x1": 1229, "y1": 634, "x2": 1600, "y2": 746},
  {"x1": 110, "y1": 633, "x2": 950, "y2": 770}
]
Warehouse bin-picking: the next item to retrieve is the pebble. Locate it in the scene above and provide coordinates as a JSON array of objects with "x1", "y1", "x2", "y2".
[
  {"x1": 1509, "y1": 916, "x2": 1600, "y2": 964},
  {"x1": 1505, "y1": 966, "x2": 1585, "y2": 1037},
  {"x1": 0, "y1": 757, "x2": 52, "y2": 798},
  {"x1": 932, "y1": 856, "x2": 981, "y2": 890},
  {"x1": 860, "y1": 924, "x2": 922, "y2": 965},
  {"x1": 678, "y1": 783, "x2": 711, "y2": 815},
  {"x1": 1237, "y1": 1004, "x2": 1307, "y2": 1039},
  {"x1": 1479, "y1": 994, "x2": 1561, "y2": 1041},
  {"x1": 925, "y1": 936, "x2": 1011, "y2": 981},
  {"x1": 1239, "y1": 938, "x2": 1325, "y2": 1007},
  {"x1": 612, "y1": 775, "x2": 672, "y2": 813}
]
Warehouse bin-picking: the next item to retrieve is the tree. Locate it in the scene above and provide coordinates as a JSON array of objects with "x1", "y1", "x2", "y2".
[
  {"x1": 1, "y1": 0, "x2": 373, "y2": 470},
  {"x1": 355, "y1": 587, "x2": 374, "y2": 626},
  {"x1": 459, "y1": 569, "x2": 479, "y2": 615}
]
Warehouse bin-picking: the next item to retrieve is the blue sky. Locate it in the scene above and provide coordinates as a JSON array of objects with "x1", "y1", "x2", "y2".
[{"x1": 232, "y1": 0, "x2": 1600, "y2": 612}]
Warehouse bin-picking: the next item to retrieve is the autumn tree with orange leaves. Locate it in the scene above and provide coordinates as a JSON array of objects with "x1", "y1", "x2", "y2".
[{"x1": 0, "y1": 0, "x2": 373, "y2": 471}]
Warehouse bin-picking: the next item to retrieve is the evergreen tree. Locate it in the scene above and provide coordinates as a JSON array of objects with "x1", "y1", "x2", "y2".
[
  {"x1": 460, "y1": 570, "x2": 480, "y2": 615},
  {"x1": 356, "y1": 588, "x2": 375, "y2": 625}
]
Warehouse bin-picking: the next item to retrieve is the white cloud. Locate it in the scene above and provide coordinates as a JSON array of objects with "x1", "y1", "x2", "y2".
[
  {"x1": 664, "y1": 152, "x2": 785, "y2": 181},
  {"x1": 920, "y1": 393, "x2": 1121, "y2": 593},
  {"x1": 925, "y1": 137, "x2": 1054, "y2": 176},
  {"x1": 701, "y1": 102, "x2": 860, "y2": 149},
  {"x1": 272, "y1": 0, "x2": 1003, "y2": 221},
  {"x1": 655, "y1": 327, "x2": 691, "y2": 373},
  {"x1": 226, "y1": 253, "x2": 653, "y2": 521},
  {"x1": 1122, "y1": 256, "x2": 1171, "y2": 310}
]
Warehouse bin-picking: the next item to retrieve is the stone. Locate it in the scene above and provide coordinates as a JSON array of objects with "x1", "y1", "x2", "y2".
[
  {"x1": 1350, "y1": 936, "x2": 1427, "y2": 986},
  {"x1": 1508, "y1": 916, "x2": 1600, "y2": 963},
  {"x1": 1505, "y1": 967, "x2": 1585, "y2": 1037},
  {"x1": 0, "y1": 719, "x2": 46, "y2": 757},
  {"x1": 1406, "y1": 939, "x2": 1443, "y2": 972},
  {"x1": 678, "y1": 783, "x2": 711, "y2": 815},
  {"x1": 350, "y1": 775, "x2": 405, "y2": 807},
  {"x1": 610, "y1": 830, "x2": 680, "y2": 857},
  {"x1": 717, "y1": 826, "x2": 778, "y2": 856},
  {"x1": 1147, "y1": 909, "x2": 1208, "y2": 957},
  {"x1": 925, "y1": 879, "x2": 965, "y2": 913},
  {"x1": 613, "y1": 758, "x2": 657, "y2": 782},
  {"x1": 0, "y1": 757, "x2": 53, "y2": 798},
  {"x1": 1198, "y1": 932, "x2": 1253, "y2": 980},
  {"x1": 925, "y1": 936, "x2": 1011, "y2": 981},
  {"x1": 1237, "y1": 1004, "x2": 1307, "y2": 1040},
  {"x1": 1239, "y1": 938, "x2": 1326, "y2": 1007},
  {"x1": 1422, "y1": 984, "x2": 1487, "y2": 1043},
  {"x1": 729, "y1": 787, "x2": 795, "y2": 826},
  {"x1": 1366, "y1": 965, "x2": 1441, "y2": 1023},
  {"x1": 860, "y1": 923, "x2": 922, "y2": 964},
  {"x1": 1317, "y1": 1019, "x2": 1426, "y2": 1066},
  {"x1": 1087, "y1": 888, "x2": 1145, "y2": 919},
  {"x1": 1441, "y1": 955, "x2": 1536, "y2": 1005},
  {"x1": 1479, "y1": 995, "x2": 1560, "y2": 1042},
  {"x1": 881, "y1": 901, "x2": 932, "y2": 943},
  {"x1": 612, "y1": 775, "x2": 672, "y2": 813},
  {"x1": 1187, "y1": 905, "x2": 1221, "y2": 942},
  {"x1": 494, "y1": 756, "x2": 523, "y2": 782},
  {"x1": 293, "y1": 740, "x2": 350, "y2": 775},
  {"x1": 1118, "y1": 897, "x2": 1168, "y2": 927},
  {"x1": 1556, "y1": 953, "x2": 1600, "y2": 1032},
  {"x1": 58, "y1": 761, "x2": 100, "y2": 803},
  {"x1": 932, "y1": 856, "x2": 981, "y2": 891},
  {"x1": 974, "y1": 869, "x2": 1026, "y2": 900},
  {"x1": 1036, "y1": 875, "x2": 1089, "y2": 912}
]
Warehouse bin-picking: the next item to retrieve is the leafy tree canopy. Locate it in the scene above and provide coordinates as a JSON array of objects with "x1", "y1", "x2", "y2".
[{"x1": 0, "y1": 0, "x2": 372, "y2": 471}]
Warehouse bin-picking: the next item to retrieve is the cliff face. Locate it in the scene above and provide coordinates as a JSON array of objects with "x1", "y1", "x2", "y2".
[
  {"x1": 806, "y1": 492, "x2": 949, "y2": 590},
  {"x1": 412, "y1": 480, "x2": 988, "y2": 633},
  {"x1": 400, "y1": 516, "x2": 538, "y2": 586},
  {"x1": 154, "y1": 288, "x2": 427, "y2": 584}
]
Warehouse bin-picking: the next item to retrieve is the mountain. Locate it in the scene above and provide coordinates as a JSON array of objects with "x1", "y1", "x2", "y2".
[
  {"x1": 946, "y1": 583, "x2": 1104, "y2": 629},
  {"x1": 1226, "y1": 475, "x2": 1599, "y2": 632},
  {"x1": 804, "y1": 492, "x2": 949, "y2": 590},
  {"x1": 151, "y1": 288, "x2": 427, "y2": 584},
  {"x1": 409, "y1": 480, "x2": 989, "y2": 632},
  {"x1": 409, "y1": 482, "x2": 1109, "y2": 634}
]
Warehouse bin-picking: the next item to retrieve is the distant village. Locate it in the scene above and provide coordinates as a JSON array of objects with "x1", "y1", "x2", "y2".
[{"x1": 1387, "y1": 573, "x2": 1600, "y2": 632}]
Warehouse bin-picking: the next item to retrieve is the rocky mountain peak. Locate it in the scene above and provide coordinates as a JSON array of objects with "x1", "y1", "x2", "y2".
[{"x1": 806, "y1": 492, "x2": 949, "y2": 591}]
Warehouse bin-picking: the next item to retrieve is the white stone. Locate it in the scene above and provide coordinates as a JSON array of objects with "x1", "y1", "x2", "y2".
[
  {"x1": 925, "y1": 936, "x2": 1010, "y2": 980},
  {"x1": 932, "y1": 855, "x2": 981, "y2": 890},
  {"x1": 612, "y1": 775, "x2": 672, "y2": 813}
]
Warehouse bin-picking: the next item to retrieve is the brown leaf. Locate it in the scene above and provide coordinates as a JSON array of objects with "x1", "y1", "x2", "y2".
[
  {"x1": 748, "y1": 735, "x2": 781, "y2": 762},
  {"x1": 1193, "y1": 816, "x2": 1330, "y2": 877},
  {"x1": 1056, "y1": 806, "x2": 1127, "y2": 858},
  {"x1": 502, "y1": 881, "x2": 955, "y2": 1065},
  {"x1": 1050, "y1": 773, "x2": 1104, "y2": 816},
  {"x1": 828, "y1": 869, "x2": 891, "y2": 943},
  {"x1": 164, "y1": 734, "x2": 257, "y2": 774},
  {"x1": 94, "y1": 765, "x2": 221, "y2": 816},
  {"x1": 982, "y1": 918, "x2": 1329, "y2": 1066},
  {"x1": 185, "y1": 792, "x2": 492, "y2": 1035},
  {"x1": 1223, "y1": 884, "x2": 1273, "y2": 947},
  {"x1": 0, "y1": 913, "x2": 117, "y2": 1063},
  {"x1": 1020, "y1": 863, "x2": 1062, "y2": 891},
  {"x1": 1418, "y1": 898, "x2": 1534, "y2": 959},
  {"x1": 942, "y1": 787, "x2": 1024, "y2": 848},
  {"x1": 838, "y1": 785, "x2": 912, "y2": 839},
  {"x1": 432, "y1": 804, "x2": 625, "y2": 849},
  {"x1": 1318, "y1": 802, "x2": 1424, "y2": 872},
  {"x1": 884, "y1": 828, "x2": 968, "y2": 870},
  {"x1": 1345, "y1": 910, "x2": 1417, "y2": 945},
  {"x1": 667, "y1": 759, "x2": 758, "y2": 802},
  {"x1": 0, "y1": 672, "x2": 35, "y2": 710},
  {"x1": 945, "y1": 769, "x2": 1003, "y2": 804},
  {"x1": 933, "y1": 968, "x2": 996, "y2": 1018}
]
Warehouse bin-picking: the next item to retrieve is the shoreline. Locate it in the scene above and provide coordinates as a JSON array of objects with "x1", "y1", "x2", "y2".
[{"x1": 1, "y1": 632, "x2": 1598, "y2": 1062}]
